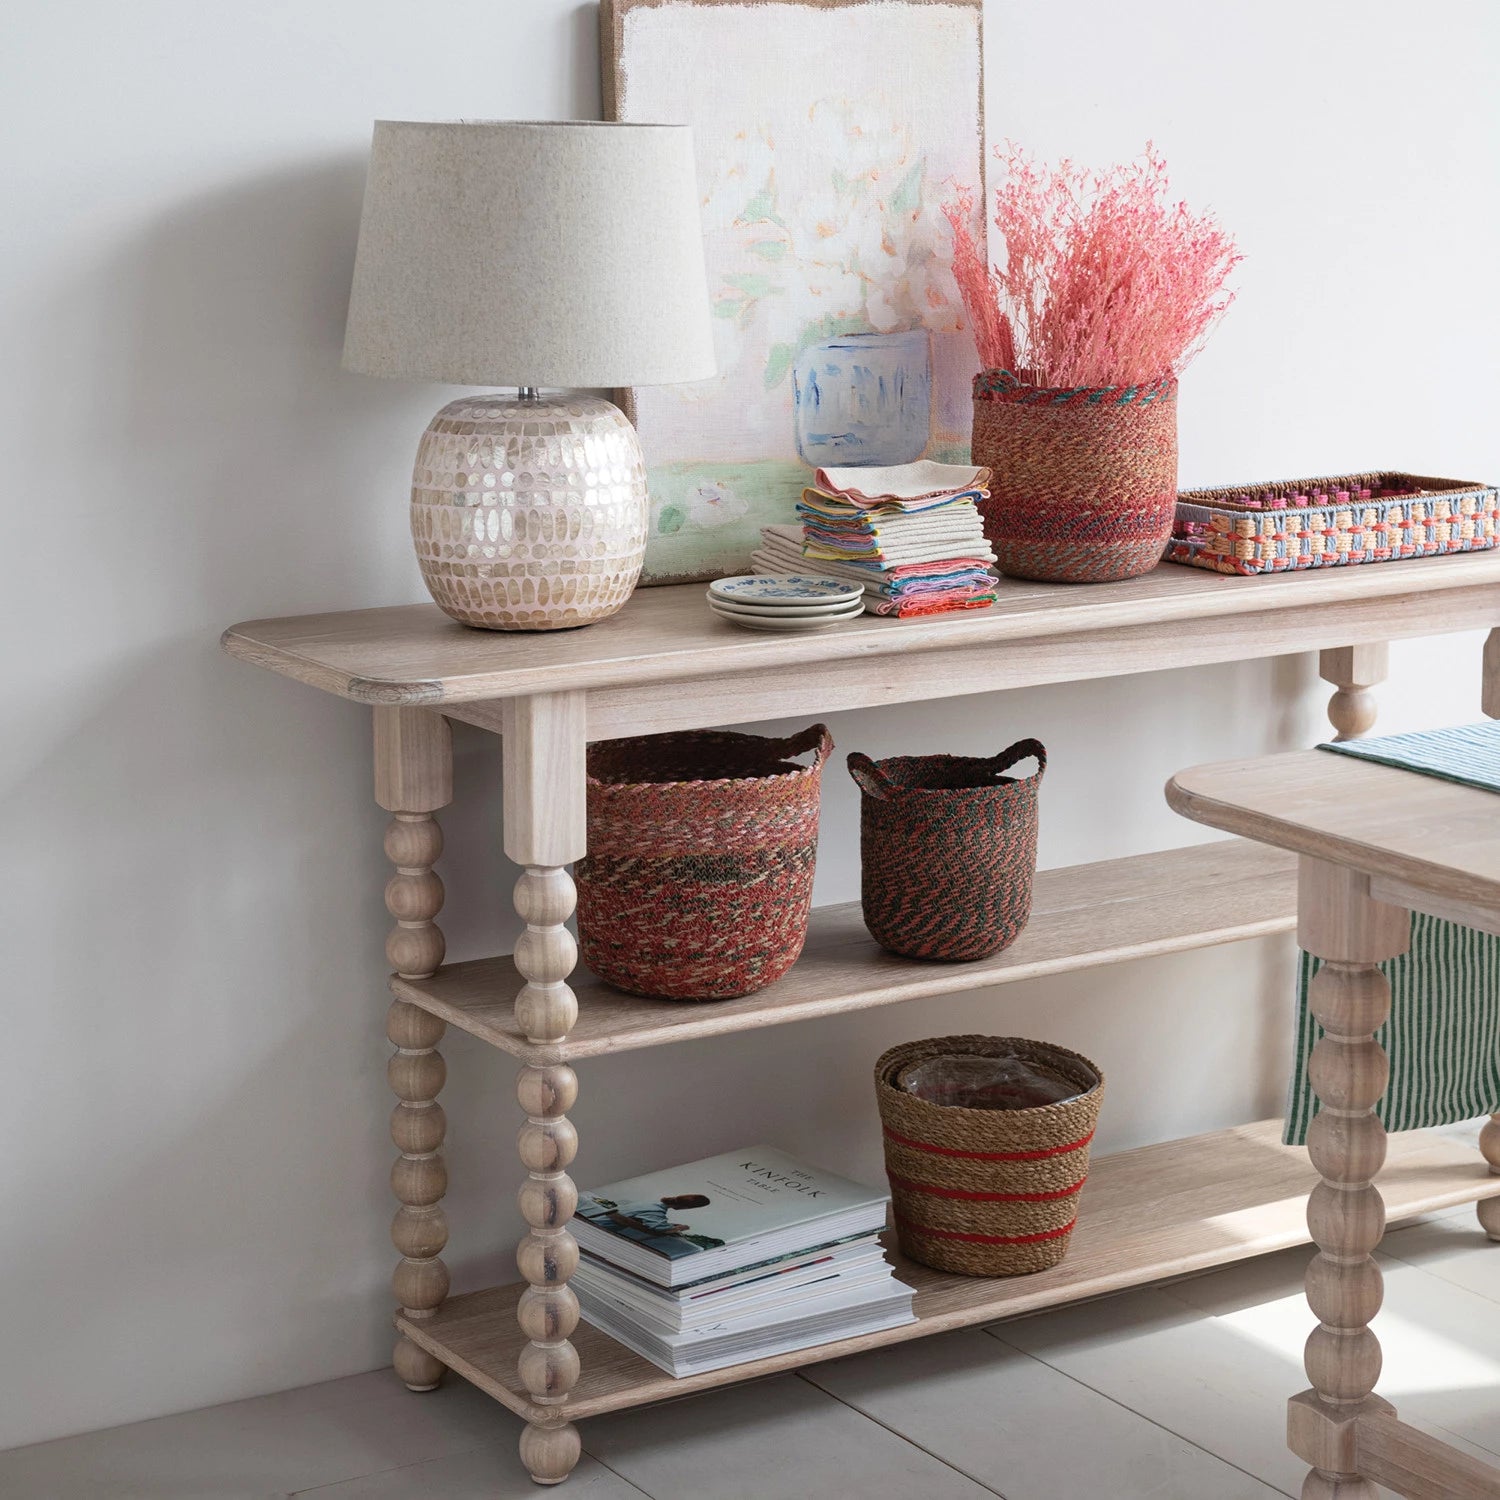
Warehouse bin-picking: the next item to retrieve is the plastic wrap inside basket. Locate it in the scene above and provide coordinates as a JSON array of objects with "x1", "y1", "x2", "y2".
[{"x1": 896, "y1": 1052, "x2": 1091, "y2": 1110}]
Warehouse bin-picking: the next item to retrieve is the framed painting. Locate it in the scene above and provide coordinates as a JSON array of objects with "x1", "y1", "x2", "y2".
[{"x1": 601, "y1": 0, "x2": 985, "y2": 584}]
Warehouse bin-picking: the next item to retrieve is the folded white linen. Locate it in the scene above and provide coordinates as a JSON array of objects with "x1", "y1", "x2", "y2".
[
  {"x1": 805, "y1": 539, "x2": 998, "y2": 566},
  {"x1": 802, "y1": 513, "x2": 989, "y2": 544},
  {"x1": 758, "y1": 525, "x2": 996, "y2": 576},
  {"x1": 814, "y1": 460, "x2": 992, "y2": 503}
]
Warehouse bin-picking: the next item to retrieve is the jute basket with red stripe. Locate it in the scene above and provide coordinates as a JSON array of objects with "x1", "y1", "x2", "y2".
[{"x1": 875, "y1": 1035, "x2": 1105, "y2": 1277}]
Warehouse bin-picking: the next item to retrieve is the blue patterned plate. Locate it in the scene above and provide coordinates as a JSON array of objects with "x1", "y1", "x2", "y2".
[{"x1": 708, "y1": 574, "x2": 864, "y2": 607}]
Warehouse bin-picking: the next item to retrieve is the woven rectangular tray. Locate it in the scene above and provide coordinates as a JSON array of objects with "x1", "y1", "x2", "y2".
[{"x1": 1166, "y1": 470, "x2": 1498, "y2": 576}]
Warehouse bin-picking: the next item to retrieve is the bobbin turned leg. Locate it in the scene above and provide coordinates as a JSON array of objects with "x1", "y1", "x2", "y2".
[
  {"x1": 374, "y1": 707, "x2": 453, "y2": 1392},
  {"x1": 1479, "y1": 1121, "x2": 1500, "y2": 1242},
  {"x1": 504, "y1": 693, "x2": 587, "y2": 1485},
  {"x1": 1319, "y1": 644, "x2": 1388, "y2": 742},
  {"x1": 1287, "y1": 858, "x2": 1410, "y2": 1499},
  {"x1": 1478, "y1": 629, "x2": 1500, "y2": 1240}
]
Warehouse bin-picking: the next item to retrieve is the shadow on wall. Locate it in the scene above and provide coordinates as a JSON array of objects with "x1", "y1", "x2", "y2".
[
  {"x1": 0, "y1": 155, "x2": 486, "y2": 1443},
  {"x1": 2, "y1": 641, "x2": 410, "y2": 1431},
  {"x1": 104, "y1": 154, "x2": 436, "y2": 621}
]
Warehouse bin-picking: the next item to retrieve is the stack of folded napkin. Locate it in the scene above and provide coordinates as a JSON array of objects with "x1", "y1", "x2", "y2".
[{"x1": 753, "y1": 462, "x2": 998, "y2": 618}]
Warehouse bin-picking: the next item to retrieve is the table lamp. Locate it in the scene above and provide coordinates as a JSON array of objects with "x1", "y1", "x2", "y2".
[{"x1": 342, "y1": 120, "x2": 715, "y2": 630}]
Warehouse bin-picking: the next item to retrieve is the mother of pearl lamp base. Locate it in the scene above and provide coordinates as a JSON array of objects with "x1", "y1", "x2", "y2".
[{"x1": 411, "y1": 393, "x2": 649, "y2": 631}]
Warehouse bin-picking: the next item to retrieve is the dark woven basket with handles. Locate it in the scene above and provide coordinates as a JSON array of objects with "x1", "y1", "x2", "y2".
[
  {"x1": 576, "y1": 724, "x2": 832, "y2": 1001},
  {"x1": 847, "y1": 740, "x2": 1045, "y2": 961},
  {"x1": 876, "y1": 1034, "x2": 1105, "y2": 1276}
]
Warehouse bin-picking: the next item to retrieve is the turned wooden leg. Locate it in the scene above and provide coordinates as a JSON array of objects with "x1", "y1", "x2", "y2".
[
  {"x1": 504, "y1": 693, "x2": 588, "y2": 1485},
  {"x1": 515, "y1": 1061, "x2": 582, "y2": 1484},
  {"x1": 374, "y1": 707, "x2": 453, "y2": 1392},
  {"x1": 1319, "y1": 644, "x2": 1389, "y2": 742},
  {"x1": 1480, "y1": 1121, "x2": 1500, "y2": 1241},
  {"x1": 1479, "y1": 628, "x2": 1500, "y2": 1239},
  {"x1": 1288, "y1": 858, "x2": 1410, "y2": 1499},
  {"x1": 388, "y1": 1001, "x2": 449, "y2": 1389}
]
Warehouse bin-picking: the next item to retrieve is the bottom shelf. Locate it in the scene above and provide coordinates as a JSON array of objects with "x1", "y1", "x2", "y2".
[{"x1": 399, "y1": 1119, "x2": 1500, "y2": 1425}]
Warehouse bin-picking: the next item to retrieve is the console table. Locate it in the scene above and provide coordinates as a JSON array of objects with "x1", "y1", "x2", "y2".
[
  {"x1": 221, "y1": 553, "x2": 1500, "y2": 1486},
  {"x1": 1169, "y1": 750, "x2": 1500, "y2": 1500}
]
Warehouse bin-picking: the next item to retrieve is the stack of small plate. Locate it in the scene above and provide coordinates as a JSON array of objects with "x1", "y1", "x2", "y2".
[{"x1": 707, "y1": 575, "x2": 866, "y2": 631}]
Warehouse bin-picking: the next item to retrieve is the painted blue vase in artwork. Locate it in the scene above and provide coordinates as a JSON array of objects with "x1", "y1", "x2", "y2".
[{"x1": 791, "y1": 329, "x2": 932, "y2": 467}]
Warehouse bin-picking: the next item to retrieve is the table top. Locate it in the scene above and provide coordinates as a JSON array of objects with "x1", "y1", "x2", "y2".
[
  {"x1": 219, "y1": 550, "x2": 1500, "y2": 706},
  {"x1": 1168, "y1": 749, "x2": 1500, "y2": 912}
]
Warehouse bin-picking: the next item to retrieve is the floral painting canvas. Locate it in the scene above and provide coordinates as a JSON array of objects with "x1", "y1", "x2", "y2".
[{"x1": 602, "y1": 0, "x2": 984, "y2": 583}]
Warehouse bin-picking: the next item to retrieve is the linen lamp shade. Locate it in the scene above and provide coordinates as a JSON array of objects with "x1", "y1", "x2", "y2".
[
  {"x1": 342, "y1": 120, "x2": 715, "y2": 388},
  {"x1": 341, "y1": 120, "x2": 715, "y2": 631}
]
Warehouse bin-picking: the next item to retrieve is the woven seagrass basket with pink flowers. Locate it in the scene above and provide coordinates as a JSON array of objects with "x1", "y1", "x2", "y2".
[
  {"x1": 944, "y1": 147, "x2": 1239, "y2": 584},
  {"x1": 972, "y1": 371, "x2": 1178, "y2": 583}
]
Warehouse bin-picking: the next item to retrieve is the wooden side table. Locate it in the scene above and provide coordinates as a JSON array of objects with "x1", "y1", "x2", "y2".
[
  {"x1": 1169, "y1": 750, "x2": 1500, "y2": 1500},
  {"x1": 222, "y1": 553, "x2": 1500, "y2": 1485}
]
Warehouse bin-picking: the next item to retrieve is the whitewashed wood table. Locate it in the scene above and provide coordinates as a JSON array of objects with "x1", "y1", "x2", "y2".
[
  {"x1": 222, "y1": 554, "x2": 1500, "y2": 1486},
  {"x1": 1169, "y1": 750, "x2": 1500, "y2": 1500}
]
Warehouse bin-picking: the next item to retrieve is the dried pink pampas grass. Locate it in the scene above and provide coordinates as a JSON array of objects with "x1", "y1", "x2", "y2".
[
  {"x1": 941, "y1": 187, "x2": 1016, "y2": 373},
  {"x1": 946, "y1": 145, "x2": 1241, "y2": 389}
]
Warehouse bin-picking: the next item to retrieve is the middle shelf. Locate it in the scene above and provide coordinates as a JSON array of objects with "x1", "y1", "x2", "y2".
[{"x1": 392, "y1": 838, "x2": 1298, "y2": 1064}]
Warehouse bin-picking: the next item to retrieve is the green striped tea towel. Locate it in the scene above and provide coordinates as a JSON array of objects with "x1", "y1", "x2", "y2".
[
  {"x1": 1285, "y1": 914, "x2": 1500, "y2": 1143},
  {"x1": 1320, "y1": 719, "x2": 1500, "y2": 792},
  {"x1": 1284, "y1": 723, "x2": 1500, "y2": 1145}
]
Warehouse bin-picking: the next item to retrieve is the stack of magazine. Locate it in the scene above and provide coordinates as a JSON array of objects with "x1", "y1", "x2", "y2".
[{"x1": 571, "y1": 1146, "x2": 916, "y2": 1377}]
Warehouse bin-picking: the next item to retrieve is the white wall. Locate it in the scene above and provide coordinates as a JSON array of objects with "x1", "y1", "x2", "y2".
[{"x1": 2, "y1": 0, "x2": 1495, "y2": 1451}]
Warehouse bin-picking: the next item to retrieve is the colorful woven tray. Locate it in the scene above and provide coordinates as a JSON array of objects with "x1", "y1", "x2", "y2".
[{"x1": 1167, "y1": 470, "x2": 1498, "y2": 576}]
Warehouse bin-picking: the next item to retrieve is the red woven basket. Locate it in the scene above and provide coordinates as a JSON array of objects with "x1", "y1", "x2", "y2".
[
  {"x1": 971, "y1": 369, "x2": 1178, "y2": 583},
  {"x1": 575, "y1": 725, "x2": 832, "y2": 1001}
]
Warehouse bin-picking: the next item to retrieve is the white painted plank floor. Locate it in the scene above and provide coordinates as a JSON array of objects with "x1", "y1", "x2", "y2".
[{"x1": 3, "y1": 1206, "x2": 1497, "y2": 1500}]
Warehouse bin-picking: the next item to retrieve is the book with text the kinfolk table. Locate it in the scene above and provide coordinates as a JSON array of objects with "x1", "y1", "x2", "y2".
[{"x1": 572, "y1": 1147, "x2": 889, "y2": 1288}]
